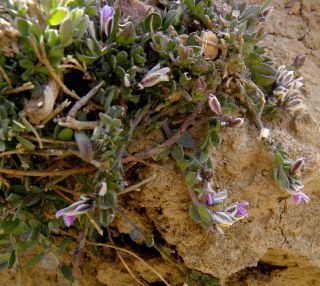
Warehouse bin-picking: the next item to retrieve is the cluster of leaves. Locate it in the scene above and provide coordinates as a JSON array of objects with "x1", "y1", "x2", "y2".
[{"x1": 0, "y1": 0, "x2": 307, "y2": 284}]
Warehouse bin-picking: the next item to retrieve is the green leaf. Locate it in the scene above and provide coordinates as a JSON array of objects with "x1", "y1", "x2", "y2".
[
  {"x1": 8, "y1": 251, "x2": 16, "y2": 269},
  {"x1": 117, "y1": 23, "x2": 136, "y2": 46},
  {"x1": 249, "y1": 52, "x2": 263, "y2": 65},
  {"x1": 240, "y1": 5, "x2": 260, "y2": 20},
  {"x1": 0, "y1": 253, "x2": 10, "y2": 265},
  {"x1": 184, "y1": 0, "x2": 195, "y2": 11},
  {"x1": 57, "y1": 237, "x2": 72, "y2": 256},
  {"x1": 24, "y1": 193, "x2": 41, "y2": 207},
  {"x1": 163, "y1": 10, "x2": 178, "y2": 31},
  {"x1": 77, "y1": 54, "x2": 99, "y2": 65},
  {"x1": 17, "y1": 18, "x2": 31, "y2": 35},
  {"x1": 59, "y1": 18, "x2": 73, "y2": 45},
  {"x1": 115, "y1": 51, "x2": 128, "y2": 65},
  {"x1": 1, "y1": 219, "x2": 19, "y2": 233},
  {"x1": 59, "y1": 265, "x2": 74, "y2": 283},
  {"x1": 15, "y1": 241, "x2": 36, "y2": 251},
  {"x1": 47, "y1": 29, "x2": 59, "y2": 47},
  {"x1": 274, "y1": 151, "x2": 284, "y2": 167},
  {"x1": 25, "y1": 252, "x2": 48, "y2": 269},
  {"x1": 155, "y1": 149, "x2": 171, "y2": 161},
  {"x1": 171, "y1": 144, "x2": 184, "y2": 160},
  {"x1": 198, "y1": 205, "x2": 213, "y2": 225},
  {"x1": 251, "y1": 63, "x2": 275, "y2": 76},
  {"x1": 185, "y1": 171, "x2": 198, "y2": 187},
  {"x1": 19, "y1": 59, "x2": 34, "y2": 69},
  {"x1": 115, "y1": 66, "x2": 126, "y2": 79},
  {"x1": 105, "y1": 191, "x2": 117, "y2": 208},
  {"x1": 176, "y1": 159, "x2": 188, "y2": 171},
  {"x1": 48, "y1": 8, "x2": 68, "y2": 26},
  {"x1": 177, "y1": 131, "x2": 196, "y2": 148},
  {"x1": 6, "y1": 193, "x2": 23, "y2": 204},
  {"x1": 189, "y1": 204, "x2": 201, "y2": 222},
  {"x1": 57, "y1": 128, "x2": 73, "y2": 141},
  {"x1": 16, "y1": 135, "x2": 35, "y2": 151},
  {"x1": 144, "y1": 13, "x2": 162, "y2": 33},
  {"x1": 99, "y1": 209, "x2": 115, "y2": 227},
  {"x1": 274, "y1": 167, "x2": 289, "y2": 188},
  {"x1": 252, "y1": 73, "x2": 275, "y2": 87}
]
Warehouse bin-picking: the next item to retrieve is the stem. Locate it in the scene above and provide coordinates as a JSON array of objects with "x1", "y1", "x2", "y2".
[
  {"x1": 20, "y1": 115, "x2": 43, "y2": 149},
  {"x1": 39, "y1": 99, "x2": 71, "y2": 126},
  {"x1": 0, "y1": 149, "x2": 79, "y2": 158},
  {"x1": 30, "y1": 38, "x2": 80, "y2": 100},
  {"x1": 21, "y1": 135, "x2": 76, "y2": 145},
  {"x1": 58, "y1": 117, "x2": 98, "y2": 130},
  {"x1": 240, "y1": 79, "x2": 266, "y2": 130},
  {"x1": 123, "y1": 101, "x2": 205, "y2": 163},
  {"x1": 187, "y1": 186, "x2": 201, "y2": 207},
  {"x1": 0, "y1": 165, "x2": 96, "y2": 177},
  {"x1": 4, "y1": 82, "x2": 34, "y2": 95},
  {"x1": 119, "y1": 174, "x2": 157, "y2": 195},
  {"x1": 0, "y1": 66, "x2": 12, "y2": 87},
  {"x1": 68, "y1": 81, "x2": 105, "y2": 117},
  {"x1": 86, "y1": 213, "x2": 104, "y2": 236}
]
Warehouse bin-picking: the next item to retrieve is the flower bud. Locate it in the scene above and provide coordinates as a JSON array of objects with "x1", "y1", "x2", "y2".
[
  {"x1": 75, "y1": 131, "x2": 93, "y2": 162},
  {"x1": 292, "y1": 55, "x2": 305, "y2": 69},
  {"x1": 290, "y1": 157, "x2": 305, "y2": 175},
  {"x1": 226, "y1": 117, "x2": 244, "y2": 128},
  {"x1": 259, "y1": 6, "x2": 273, "y2": 21},
  {"x1": 98, "y1": 182, "x2": 107, "y2": 197},
  {"x1": 100, "y1": 5, "x2": 114, "y2": 37},
  {"x1": 124, "y1": 74, "x2": 131, "y2": 87},
  {"x1": 208, "y1": 94, "x2": 222, "y2": 117},
  {"x1": 194, "y1": 77, "x2": 207, "y2": 94}
]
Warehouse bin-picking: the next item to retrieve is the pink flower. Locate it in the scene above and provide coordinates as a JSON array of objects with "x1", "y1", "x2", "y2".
[{"x1": 293, "y1": 192, "x2": 310, "y2": 204}]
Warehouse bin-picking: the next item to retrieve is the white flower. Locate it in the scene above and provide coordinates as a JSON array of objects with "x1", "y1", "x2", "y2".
[{"x1": 138, "y1": 64, "x2": 170, "y2": 89}]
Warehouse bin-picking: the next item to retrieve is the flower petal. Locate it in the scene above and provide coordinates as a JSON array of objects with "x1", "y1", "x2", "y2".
[{"x1": 63, "y1": 215, "x2": 77, "y2": 227}]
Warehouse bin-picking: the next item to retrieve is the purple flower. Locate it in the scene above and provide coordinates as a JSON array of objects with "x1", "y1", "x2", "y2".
[
  {"x1": 206, "y1": 194, "x2": 214, "y2": 205},
  {"x1": 205, "y1": 189, "x2": 227, "y2": 206},
  {"x1": 62, "y1": 215, "x2": 77, "y2": 227},
  {"x1": 56, "y1": 196, "x2": 94, "y2": 227},
  {"x1": 235, "y1": 202, "x2": 249, "y2": 218},
  {"x1": 293, "y1": 192, "x2": 310, "y2": 204},
  {"x1": 100, "y1": 5, "x2": 114, "y2": 37}
]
